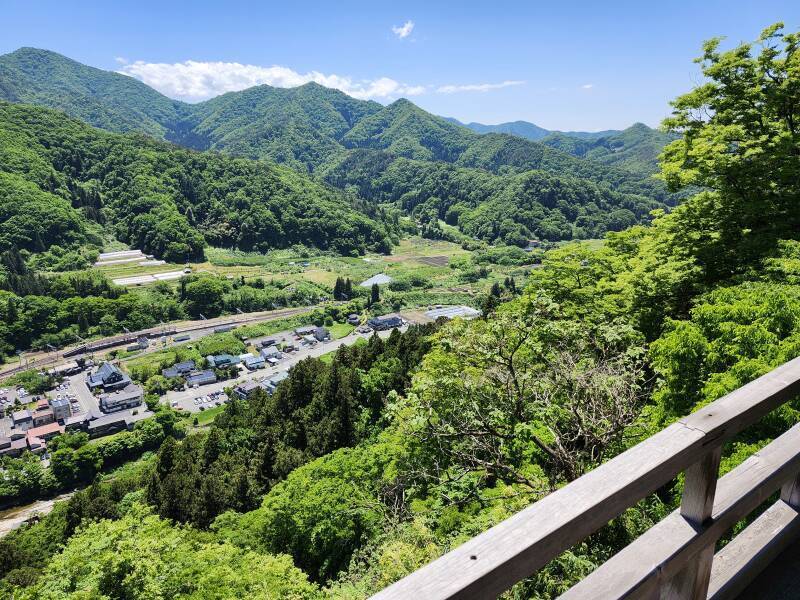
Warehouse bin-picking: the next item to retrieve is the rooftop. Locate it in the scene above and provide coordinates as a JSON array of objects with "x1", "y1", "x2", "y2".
[
  {"x1": 26, "y1": 422, "x2": 64, "y2": 439},
  {"x1": 359, "y1": 273, "x2": 393, "y2": 287},
  {"x1": 425, "y1": 305, "x2": 482, "y2": 320},
  {"x1": 99, "y1": 383, "x2": 143, "y2": 403}
]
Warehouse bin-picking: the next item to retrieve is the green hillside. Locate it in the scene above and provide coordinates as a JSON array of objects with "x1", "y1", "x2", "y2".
[
  {"x1": 0, "y1": 102, "x2": 398, "y2": 261},
  {"x1": 541, "y1": 123, "x2": 679, "y2": 174},
  {"x1": 0, "y1": 47, "x2": 188, "y2": 138},
  {"x1": 190, "y1": 82, "x2": 383, "y2": 171},
  {"x1": 322, "y1": 150, "x2": 663, "y2": 243},
  {"x1": 0, "y1": 47, "x2": 679, "y2": 244}
]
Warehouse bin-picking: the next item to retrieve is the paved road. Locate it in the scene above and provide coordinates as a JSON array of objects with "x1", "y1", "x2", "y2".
[{"x1": 165, "y1": 326, "x2": 407, "y2": 412}]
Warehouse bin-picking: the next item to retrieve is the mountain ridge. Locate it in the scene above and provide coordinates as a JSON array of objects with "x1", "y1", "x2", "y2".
[{"x1": 0, "y1": 47, "x2": 682, "y2": 246}]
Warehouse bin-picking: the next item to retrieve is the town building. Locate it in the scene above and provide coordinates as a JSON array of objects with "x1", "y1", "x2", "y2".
[
  {"x1": 367, "y1": 314, "x2": 404, "y2": 331},
  {"x1": 87, "y1": 414, "x2": 127, "y2": 437},
  {"x1": 186, "y1": 370, "x2": 217, "y2": 387},
  {"x1": 11, "y1": 409, "x2": 32, "y2": 431},
  {"x1": 313, "y1": 326, "x2": 330, "y2": 341},
  {"x1": 206, "y1": 354, "x2": 240, "y2": 369},
  {"x1": 244, "y1": 355, "x2": 266, "y2": 370},
  {"x1": 264, "y1": 371, "x2": 289, "y2": 395},
  {"x1": 294, "y1": 325, "x2": 317, "y2": 337},
  {"x1": 99, "y1": 383, "x2": 143, "y2": 413},
  {"x1": 0, "y1": 437, "x2": 28, "y2": 458},
  {"x1": 26, "y1": 422, "x2": 64, "y2": 441},
  {"x1": 162, "y1": 360, "x2": 197, "y2": 379},
  {"x1": 87, "y1": 362, "x2": 131, "y2": 392},
  {"x1": 260, "y1": 347, "x2": 283, "y2": 360},
  {"x1": 64, "y1": 414, "x2": 90, "y2": 431},
  {"x1": 234, "y1": 380, "x2": 265, "y2": 400},
  {"x1": 50, "y1": 397, "x2": 72, "y2": 421},
  {"x1": 31, "y1": 407, "x2": 55, "y2": 428},
  {"x1": 27, "y1": 437, "x2": 46, "y2": 454}
]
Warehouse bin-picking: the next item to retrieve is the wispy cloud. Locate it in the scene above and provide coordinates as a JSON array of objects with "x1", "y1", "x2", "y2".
[
  {"x1": 118, "y1": 60, "x2": 426, "y2": 102},
  {"x1": 114, "y1": 56, "x2": 129, "y2": 65},
  {"x1": 581, "y1": 83, "x2": 594, "y2": 89},
  {"x1": 392, "y1": 20, "x2": 414, "y2": 39},
  {"x1": 436, "y1": 80, "x2": 525, "y2": 94}
]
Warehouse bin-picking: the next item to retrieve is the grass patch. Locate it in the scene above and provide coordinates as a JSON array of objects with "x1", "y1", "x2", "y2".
[
  {"x1": 192, "y1": 404, "x2": 227, "y2": 427},
  {"x1": 328, "y1": 323, "x2": 355, "y2": 340},
  {"x1": 236, "y1": 315, "x2": 310, "y2": 340}
]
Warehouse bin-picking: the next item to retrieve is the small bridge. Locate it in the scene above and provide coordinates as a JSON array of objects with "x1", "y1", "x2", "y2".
[{"x1": 373, "y1": 357, "x2": 800, "y2": 599}]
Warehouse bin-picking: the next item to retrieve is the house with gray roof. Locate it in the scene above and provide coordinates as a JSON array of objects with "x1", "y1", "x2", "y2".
[
  {"x1": 99, "y1": 384, "x2": 143, "y2": 413},
  {"x1": 186, "y1": 370, "x2": 217, "y2": 387},
  {"x1": 11, "y1": 410, "x2": 32, "y2": 431},
  {"x1": 87, "y1": 362, "x2": 131, "y2": 392},
  {"x1": 162, "y1": 360, "x2": 197, "y2": 379}
]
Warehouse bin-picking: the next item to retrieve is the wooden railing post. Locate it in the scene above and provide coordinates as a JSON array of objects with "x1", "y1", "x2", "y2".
[
  {"x1": 780, "y1": 474, "x2": 800, "y2": 508},
  {"x1": 662, "y1": 446, "x2": 723, "y2": 600}
]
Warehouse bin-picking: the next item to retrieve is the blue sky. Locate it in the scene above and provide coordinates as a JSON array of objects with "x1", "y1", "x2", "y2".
[{"x1": 2, "y1": 0, "x2": 799, "y2": 130}]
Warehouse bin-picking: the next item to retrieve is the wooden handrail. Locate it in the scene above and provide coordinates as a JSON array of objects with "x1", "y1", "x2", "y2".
[{"x1": 372, "y1": 356, "x2": 800, "y2": 600}]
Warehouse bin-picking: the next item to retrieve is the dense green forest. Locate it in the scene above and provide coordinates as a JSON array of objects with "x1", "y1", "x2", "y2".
[
  {"x1": 322, "y1": 151, "x2": 660, "y2": 243},
  {"x1": 0, "y1": 101, "x2": 398, "y2": 260},
  {"x1": 0, "y1": 48, "x2": 680, "y2": 244},
  {"x1": 1, "y1": 22, "x2": 799, "y2": 600}
]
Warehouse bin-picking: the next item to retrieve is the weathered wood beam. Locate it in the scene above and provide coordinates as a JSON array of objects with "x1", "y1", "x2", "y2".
[
  {"x1": 707, "y1": 499, "x2": 800, "y2": 600},
  {"x1": 558, "y1": 423, "x2": 800, "y2": 599}
]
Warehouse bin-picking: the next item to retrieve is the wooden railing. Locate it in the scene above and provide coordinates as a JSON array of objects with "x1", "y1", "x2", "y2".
[{"x1": 372, "y1": 356, "x2": 800, "y2": 600}]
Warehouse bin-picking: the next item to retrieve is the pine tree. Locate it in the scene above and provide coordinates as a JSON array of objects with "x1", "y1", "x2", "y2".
[
  {"x1": 371, "y1": 283, "x2": 380, "y2": 305},
  {"x1": 333, "y1": 277, "x2": 344, "y2": 300}
]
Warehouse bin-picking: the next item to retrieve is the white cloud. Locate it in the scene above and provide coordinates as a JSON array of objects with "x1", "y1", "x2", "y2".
[
  {"x1": 118, "y1": 60, "x2": 426, "y2": 102},
  {"x1": 581, "y1": 83, "x2": 594, "y2": 89},
  {"x1": 436, "y1": 80, "x2": 525, "y2": 94},
  {"x1": 392, "y1": 20, "x2": 415, "y2": 39},
  {"x1": 114, "y1": 56, "x2": 129, "y2": 65}
]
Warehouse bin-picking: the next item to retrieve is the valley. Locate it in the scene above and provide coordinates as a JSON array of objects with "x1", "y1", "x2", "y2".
[{"x1": 0, "y1": 13, "x2": 798, "y2": 600}]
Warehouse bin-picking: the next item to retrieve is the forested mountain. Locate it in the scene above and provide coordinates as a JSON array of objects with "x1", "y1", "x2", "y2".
[
  {"x1": 188, "y1": 82, "x2": 384, "y2": 171},
  {"x1": 322, "y1": 150, "x2": 661, "y2": 242},
  {"x1": 449, "y1": 118, "x2": 675, "y2": 175},
  {"x1": 447, "y1": 117, "x2": 617, "y2": 141},
  {"x1": 0, "y1": 47, "x2": 677, "y2": 244},
  {"x1": 0, "y1": 48, "x2": 189, "y2": 139},
  {"x1": 0, "y1": 101, "x2": 398, "y2": 261},
  {"x1": 540, "y1": 123, "x2": 679, "y2": 175}
]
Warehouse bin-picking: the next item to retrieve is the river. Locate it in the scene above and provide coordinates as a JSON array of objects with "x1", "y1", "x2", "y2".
[{"x1": 0, "y1": 493, "x2": 74, "y2": 538}]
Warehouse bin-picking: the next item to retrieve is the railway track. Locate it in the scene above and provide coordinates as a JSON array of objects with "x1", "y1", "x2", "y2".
[{"x1": 0, "y1": 306, "x2": 313, "y2": 380}]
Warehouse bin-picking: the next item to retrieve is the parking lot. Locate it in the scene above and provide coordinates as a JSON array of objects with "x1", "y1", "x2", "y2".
[{"x1": 164, "y1": 325, "x2": 407, "y2": 413}]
